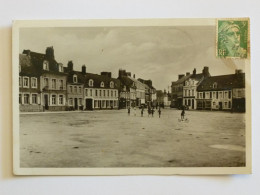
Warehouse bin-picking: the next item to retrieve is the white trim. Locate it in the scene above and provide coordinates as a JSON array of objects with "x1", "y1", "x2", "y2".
[
  {"x1": 23, "y1": 93, "x2": 30, "y2": 104},
  {"x1": 23, "y1": 76, "x2": 29, "y2": 88},
  {"x1": 31, "y1": 93, "x2": 38, "y2": 104},
  {"x1": 31, "y1": 77, "x2": 37, "y2": 88}
]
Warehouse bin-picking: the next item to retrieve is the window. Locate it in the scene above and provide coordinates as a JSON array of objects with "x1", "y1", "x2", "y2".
[
  {"x1": 224, "y1": 102, "x2": 228, "y2": 108},
  {"x1": 59, "y1": 80, "x2": 64, "y2": 90},
  {"x1": 100, "y1": 82, "x2": 104, "y2": 87},
  {"x1": 90, "y1": 89, "x2": 92, "y2": 96},
  {"x1": 73, "y1": 75, "x2": 77, "y2": 83},
  {"x1": 59, "y1": 95, "x2": 63, "y2": 105},
  {"x1": 212, "y1": 92, "x2": 216, "y2": 99},
  {"x1": 59, "y1": 64, "x2": 63, "y2": 72},
  {"x1": 23, "y1": 77, "x2": 29, "y2": 88},
  {"x1": 19, "y1": 77, "x2": 22, "y2": 87},
  {"x1": 31, "y1": 77, "x2": 37, "y2": 88},
  {"x1": 79, "y1": 87, "x2": 82, "y2": 94},
  {"x1": 69, "y1": 98, "x2": 73, "y2": 106},
  {"x1": 224, "y1": 91, "x2": 228, "y2": 99},
  {"x1": 44, "y1": 78, "x2": 49, "y2": 87},
  {"x1": 110, "y1": 81, "x2": 114, "y2": 88},
  {"x1": 115, "y1": 90, "x2": 117, "y2": 97},
  {"x1": 43, "y1": 60, "x2": 49, "y2": 70},
  {"x1": 89, "y1": 79, "x2": 94, "y2": 87},
  {"x1": 103, "y1": 90, "x2": 105, "y2": 97},
  {"x1": 111, "y1": 90, "x2": 113, "y2": 97},
  {"x1": 74, "y1": 86, "x2": 77, "y2": 93},
  {"x1": 85, "y1": 89, "x2": 88, "y2": 96},
  {"x1": 79, "y1": 98, "x2": 82, "y2": 106},
  {"x1": 51, "y1": 95, "x2": 56, "y2": 105},
  {"x1": 192, "y1": 90, "x2": 194, "y2": 96},
  {"x1": 69, "y1": 86, "x2": 73, "y2": 93},
  {"x1": 107, "y1": 90, "x2": 109, "y2": 97},
  {"x1": 51, "y1": 79, "x2": 56, "y2": 89},
  {"x1": 19, "y1": 94, "x2": 22, "y2": 104},
  {"x1": 24, "y1": 94, "x2": 29, "y2": 104},
  {"x1": 213, "y1": 102, "x2": 216, "y2": 106},
  {"x1": 228, "y1": 91, "x2": 231, "y2": 99},
  {"x1": 95, "y1": 90, "x2": 98, "y2": 97},
  {"x1": 99, "y1": 90, "x2": 102, "y2": 97},
  {"x1": 32, "y1": 94, "x2": 37, "y2": 104},
  {"x1": 219, "y1": 91, "x2": 223, "y2": 99},
  {"x1": 213, "y1": 82, "x2": 217, "y2": 89}
]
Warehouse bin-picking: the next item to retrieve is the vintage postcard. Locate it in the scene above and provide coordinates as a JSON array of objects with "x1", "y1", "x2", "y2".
[{"x1": 12, "y1": 19, "x2": 251, "y2": 175}]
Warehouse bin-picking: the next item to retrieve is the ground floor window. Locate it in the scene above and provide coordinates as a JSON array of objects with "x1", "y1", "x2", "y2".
[
  {"x1": 229, "y1": 101, "x2": 231, "y2": 108},
  {"x1": 24, "y1": 94, "x2": 29, "y2": 104},
  {"x1": 79, "y1": 98, "x2": 82, "y2": 106},
  {"x1": 32, "y1": 94, "x2": 37, "y2": 104},
  {"x1": 69, "y1": 98, "x2": 73, "y2": 106},
  {"x1": 59, "y1": 95, "x2": 64, "y2": 105},
  {"x1": 102, "y1": 100, "x2": 105, "y2": 108},
  {"x1": 51, "y1": 95, "x2": 56, "y2": 105}
]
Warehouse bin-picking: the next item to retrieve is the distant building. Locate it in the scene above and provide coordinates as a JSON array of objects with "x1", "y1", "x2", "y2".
[
  {"x1": 182, "y1": 67, "x2": 210, "y2": 109},
  {"x1": 137, "y1": 78, "x2": 157, "y2": 107},
  {"x1": 64, "y1": 61, "x2": 85, "y2": 110},
  {"x1": 83, "y1": 68, "x2": 120, "y2": 110},
  {"x1": 196, "y1": 70, "x2": 245, "y2": 112},
  {"x1": 118, "y1": 69, "x2": 145, "y2": 108}
]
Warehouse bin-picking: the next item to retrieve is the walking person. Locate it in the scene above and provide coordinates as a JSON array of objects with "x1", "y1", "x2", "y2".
[
  {"x1": 141, "y1": 108, "x2": 144, "y2": 117},
  {"x1": 151, "y1": 107, "x2": 154, "y2": 117},
  {"x1": 181, "y1": 107, "x2": 185, "y2": 121},
  {"x1": 128, "y1": 107, "x2": 130, "y2": 116},
  {"x1": 158, "y1": 108, "x2": 161, "y2": 118}
]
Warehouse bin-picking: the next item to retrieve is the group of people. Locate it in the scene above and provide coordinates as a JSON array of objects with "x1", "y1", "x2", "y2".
[{"x1": 127, "y1": 106, "x2": 162, "y2": 118}]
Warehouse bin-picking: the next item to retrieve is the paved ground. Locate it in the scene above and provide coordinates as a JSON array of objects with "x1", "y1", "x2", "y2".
[{"x1": 20, "y1": 108, "x2": 246, "y2": 167}]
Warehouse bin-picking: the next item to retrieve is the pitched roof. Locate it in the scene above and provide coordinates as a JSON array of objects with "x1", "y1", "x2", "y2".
[
  {"x1": 190, "y1": 73, "x2": 204, "y2": 80},
  {"x1": 67, "y1": 70, "x2": 121, "y2": 89},
  {"x1": 173, "y1": 74, "x2": 192, "y2": 85},
  {"x1": 197, "y1": 73, "x2": 245, "y2": 91}
]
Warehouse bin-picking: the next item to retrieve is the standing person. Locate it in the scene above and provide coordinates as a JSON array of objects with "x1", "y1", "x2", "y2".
[
  {"x1": 148, "y1": 107, "x2": 151, "y2": 117},
  {"x1": 141, "y1": 108, "x2": 144, "y2": 117},
  {"x1": 151, "y1": 107, "x2": 154, "y2": 117},
  {"x1": 158, "y1": 108, "x2": 161, "y2": 118},
  {"x1": 181, "y1": 107, "x2": 185, "y2": 120},
  {"x1": 128, "y1": 107, "x2": 130, "y2": 116},
  {"x1": 134, "y1": 107, "x2": 136, "y2": 116}
]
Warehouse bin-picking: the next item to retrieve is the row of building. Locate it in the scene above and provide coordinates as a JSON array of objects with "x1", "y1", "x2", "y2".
[
  {"x1": 19, "y1": 47, "x2": 157, "y2": 112},
  {"x1": 171, "y1": 66, "x2": 245, "y2": 112}
]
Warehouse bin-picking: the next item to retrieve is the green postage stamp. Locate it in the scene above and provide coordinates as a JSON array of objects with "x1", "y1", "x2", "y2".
[{"x1": 217, "y1": 18, "x2": 250, "y2": 59}]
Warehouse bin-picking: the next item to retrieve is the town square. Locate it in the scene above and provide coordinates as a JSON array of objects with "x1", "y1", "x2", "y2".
[{"x1": 20, "y1": 109, "x2": 245, "y2": 167}]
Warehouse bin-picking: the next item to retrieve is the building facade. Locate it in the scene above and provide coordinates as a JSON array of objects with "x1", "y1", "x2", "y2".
[
  {"x1": 196, "y1": 70, "x2": 245, "y2": 111},
  {"x1": 182, "y1": 67, "x2": 210, "y2": 110}
]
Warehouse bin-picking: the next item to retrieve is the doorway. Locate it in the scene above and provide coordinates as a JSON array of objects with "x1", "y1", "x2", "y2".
[
  {"x1": 44, "y1": 94, "x2": 49, "y2": 110},
  {"x1": 85, "y1": 99, "x2": 93, "y2": 110}
]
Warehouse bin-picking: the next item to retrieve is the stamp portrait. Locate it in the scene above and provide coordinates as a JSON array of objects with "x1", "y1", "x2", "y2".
[{"x1": 217, "y1": 18, "x2": 249, "y2": 59}]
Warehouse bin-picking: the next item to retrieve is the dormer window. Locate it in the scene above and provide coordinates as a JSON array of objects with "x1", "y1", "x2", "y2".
[
  {"x1": 89, "y1": 79, "x2": 94, "y2": 87},
  {"x1": 59, "y1": 64, "x2": 63, "y2": 72},
  {"x1": 185, "y1": 81, "x2": 189, "y2": 86},
  {"x1": 43, "y1": 60, "x2": 49, "y2": 70},
  {"x1": 110, "y1": 81, "x2": 114, "y2": 88},
  {"x1": 213, "y1": 82, "x2": 217, "y2": 89},
  {"x1": 100, "y1": 82, "x2": 104, "y2": 87},
  {"x1": 73, "y1": 75, "x2": 77, "y2": 83}
]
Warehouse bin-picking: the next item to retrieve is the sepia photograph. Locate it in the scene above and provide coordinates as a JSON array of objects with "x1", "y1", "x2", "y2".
[{"x1": 12, "y1": 19, "x2": 251, "y2": 175}]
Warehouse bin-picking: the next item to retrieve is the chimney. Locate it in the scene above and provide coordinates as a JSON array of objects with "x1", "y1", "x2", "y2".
[
  {"x1": 202, "y1": 66, "x2": 210, "y2": 77},
  {"x1": 118, "y1": 69, "x2": 126, "y2": 78},
  {"x1": 186, "y1": 72, "x2": 190, "y2": 76},
  {"x1": 235, "y1": 69, "x2": 243, "y2": 74},
  {"x1": 133, "y1": 74, "x2": 135, "y2": 79},
  {"x1": 68, "y1": 61, "x2": 73, "y2": 72},
  {"x1": 82, "y1": 65, "x2": 86, "y2": 74},
  {"x1": 101, "y1": 72, "x2": 112, "y2": 78},
  {"x1": 178, "y1": 74, "x2": 185, "y2": 80},
  {"x1": 46, "y1": 46, "x2": 55, "y2": 60},
  {"x1": 193, "y1": 68, "x2": 196, "y2": 75}
]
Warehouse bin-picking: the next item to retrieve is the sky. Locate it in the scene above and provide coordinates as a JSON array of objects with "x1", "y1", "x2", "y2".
[{"x1": 19, "y1": 26, "x2": 246, "y2": 90}]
